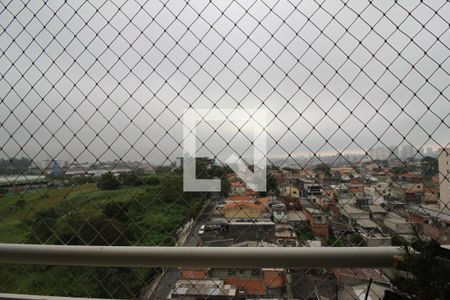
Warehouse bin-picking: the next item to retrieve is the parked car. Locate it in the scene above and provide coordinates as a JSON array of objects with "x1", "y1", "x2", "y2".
[{"x1": 198, "y1": 225, "x2": 205, "y2": 235}]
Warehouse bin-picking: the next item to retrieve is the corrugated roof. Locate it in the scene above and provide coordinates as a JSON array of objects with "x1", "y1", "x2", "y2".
[{"x1": 224, "y1": 202, "x2": 264, "y2": 210}]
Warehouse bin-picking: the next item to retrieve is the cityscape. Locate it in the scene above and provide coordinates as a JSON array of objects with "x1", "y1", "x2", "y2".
[
  {"x1": 1, "y1": 0, "x2": 449, "y2": 299},
  {"x1": 0, "y1": 144, "x2": 449, "y2": 299}
]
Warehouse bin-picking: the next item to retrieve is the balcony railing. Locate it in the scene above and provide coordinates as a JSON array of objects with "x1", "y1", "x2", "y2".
[{"x1": 0, "y1": 244, "x2": 401, "y2": 268}]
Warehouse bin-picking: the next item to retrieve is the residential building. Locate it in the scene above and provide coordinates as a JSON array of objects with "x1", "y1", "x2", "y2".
[
  {"x1": 272, "y1": 203, "x2": 287, "y2": 223},
  {"x1": 210, "y1": 268, "x2": 286, "y2": 297},
  {"x1": 278, "y1": 179, "x2": 323, "y2": 198},
  {"x1": 179, "y1": 267, "x2": 286, "y2": 298},
  {"x1": 382, "y1": 213, "x2": 413, "y2": 241},
  {"x1": 279, "y1": 184, "x2": 301, "y2": 198},
  {"x1": 438, "y1": 147, "x2": 450, "y2": 210},
  {"x1": 313, "y1": 195, "x2": 336, "y2": 209},
  {"x1": 200, "y1": 219, "x2": 276, "y2": 244},
  {"x1": 275, "y1": 224, "x2": 298, "y2": 245},
  {"x1": 339, "y1": 205, "x2": 370, "y2": 227},
  {"x1": 368, "y1": 205, "x2": 387, "y2": 221},
  {"x1": 302, "y1": 206, "x2": 329, "y2": 237},
  {"x1": 407, "y1": 204, "x2": 450, "y2": 245},
  {"x1": 229, "y1": 180, "x2": 255, "y2": 196},
  {"x1": 286, "y1": 211, "x2": 307, "y2": 228},
  {"x1": 223, "y1": 202, "x2": 265, "y2": 219},
  {"x1": 224, "y1": 195, "x2": 256, "y2": 203},
  {"x1": 168, "y1": 279, "x2": 237, "y2": 299}
]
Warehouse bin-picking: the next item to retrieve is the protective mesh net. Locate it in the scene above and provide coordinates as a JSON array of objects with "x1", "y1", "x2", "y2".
[{"x1": 0, "y1": 0, "x2": 449, "y2": 299}]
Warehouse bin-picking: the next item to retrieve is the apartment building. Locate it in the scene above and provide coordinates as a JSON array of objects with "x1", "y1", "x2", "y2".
[{"x1": 438, "y1": 147, "x2": 450, "y2": 209}]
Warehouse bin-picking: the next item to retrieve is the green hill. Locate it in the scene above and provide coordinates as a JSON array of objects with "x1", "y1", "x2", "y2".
[{"x1": 0, "y1": 175, "x2": 205, "y2": 298}]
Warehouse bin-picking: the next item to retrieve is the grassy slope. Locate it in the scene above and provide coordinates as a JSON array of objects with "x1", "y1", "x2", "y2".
[{"x1": 0, "y1": 181, "x2": 204, "y2": 297}]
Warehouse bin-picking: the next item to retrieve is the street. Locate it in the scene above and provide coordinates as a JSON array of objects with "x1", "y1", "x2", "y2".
[{"x1": 149, "y1": 193, "x2": 221, "y2": 300}]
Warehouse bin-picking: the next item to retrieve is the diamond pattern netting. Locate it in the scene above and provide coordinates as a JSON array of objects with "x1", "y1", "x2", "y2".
[{"x1": 0, "y1": 0, "x2": 449, "y2": 299}]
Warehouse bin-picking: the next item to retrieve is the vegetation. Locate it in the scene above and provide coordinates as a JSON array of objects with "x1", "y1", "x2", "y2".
[
  {"x1": 420, "y1": 156, "x2": 438, "y2": 178},
  {"x1": 0, "y1": 175, "x2": 206, "y2": 298},
  {"x1": 144, "y1": 176, "x2": 161, "y2": 186},
  {"x1": 350, "y1": 232, "x2": 367, "y2": 246},
  {"x1": 314, "y1": 163, "x2": 331, "y2": 174},
  {"x1": 296, "y1": 226, "x2": 314, "y2": 241},
  {"x1": 391, "y1": 163, "x2": 417, "y2": 175},
  {"x1": 97, "y1": 172, "x2": 121, "y2": 190},
  {"x1": 0, "y1": 157, "x2": 32, "y2": 175},
  {"x1": 326, "y1": 236, "x2": 346, "y2": 247},
  {"x1": 118, "y1": 172, "x2": 145, "y2": 187},
  {"x1": 392, "y1": 230, "x2": 450, "y2": 299}
]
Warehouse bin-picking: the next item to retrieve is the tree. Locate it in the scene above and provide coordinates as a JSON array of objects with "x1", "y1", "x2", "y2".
[
  {"x1": 314, "y1": 163, "x2": 332, "y2": 178},
  {"x1": 392, "y1": 228, "x2": 450, "y2": 299},
  {"x1": 27, "y1": 208, "x2": 60, "y2": 243},
  {"x1": 221, "y1": 177, "x2": 230, "y2": 196},
  {"x1": 71, "y1": 176, "x2": 95, "y2": 185},
  {"x1": 155, "y1": 165, "x2": 172, "y2": 174},
  {"x1": 267, "y1": 173, "x2": 277, "y2": 192},
  {"x1": 93, "y1": 267, "x2": 147, "y2": 298},
  {"x1": 267, "y1": 163, "x2": 280, "y2": 171},
  {"x1": 57, "y1": 213, "x2": 134, "y2": 246},
  {"x1": 0, "y1": 157, "x2": 32, "y2": 175},
  {"x1": 195, "y1": 157, "x2": 215, "y2": 179},
  {"x1": 78, "y1": 218, "x2": 133, "y2": 246},
  {"x1": 391, "y1": 161, "x2": 418, "y2": 174},
  {"x1": 97, "y1": 173, "x2": 121, "y2": 190},
  {"x1": 158, "y1": 175, "x2": 203, "y2": 202},
  {"x1": 119, "y1": 172, "x2": 144, "y2": 186},
  {"x1": 102, "y1": 201, "x2": 129, "y2": 223},
  {"x1": 144, "y1": 176, "x2": 160, "y2": 185},
  {"x1": 420, "y1": 156, "x2": 438, "y2": 178}
]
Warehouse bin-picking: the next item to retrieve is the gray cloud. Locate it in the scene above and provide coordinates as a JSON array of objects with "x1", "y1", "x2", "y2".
[{"x1": 1, "y1": 0, "x2": 449, "y2": 165}]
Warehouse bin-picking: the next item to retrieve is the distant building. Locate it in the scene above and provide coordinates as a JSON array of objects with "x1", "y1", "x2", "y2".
[
  {"x1": 419, "y1": 147, "x2": 426, "y2": 157},
  {"x1": 425, "y1": 147, "x2": 435, "y2": 157},
  {"x1": 388, "y1": 145, "x2": 399, "y2": 158},
  {"x1": 438, "y1": 148, "x2": 450, "y2": 210},
  {"x1": 400, "y1": 144, "x2": 416, "y2": 160},
  {"x1": 369, "y1": 146, "x2": 390, "y2": 161},
  {"x1": 175, "y1": 157, "x2": 183, "y2": 168},
  {"x1": 40, "y1": 159, "x2": 52, "y2": 170}
]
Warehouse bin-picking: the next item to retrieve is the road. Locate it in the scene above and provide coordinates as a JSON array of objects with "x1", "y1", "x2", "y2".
[{"x1": 148, "y1": 193, "x2": 221, "y2": 300}]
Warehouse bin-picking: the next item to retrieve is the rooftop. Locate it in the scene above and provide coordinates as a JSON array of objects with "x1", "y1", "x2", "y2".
[
  {"x1": 170, "y1": 279, "x2": 236, "y2": 298},
  {"x1": 287, "y1": 211, "x2": 307, "y2": 222}
]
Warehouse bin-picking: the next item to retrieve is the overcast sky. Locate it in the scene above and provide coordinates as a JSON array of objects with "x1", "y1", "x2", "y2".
[{"x1": 1, "y1": 0, "x2": 449, "y2": 165}]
